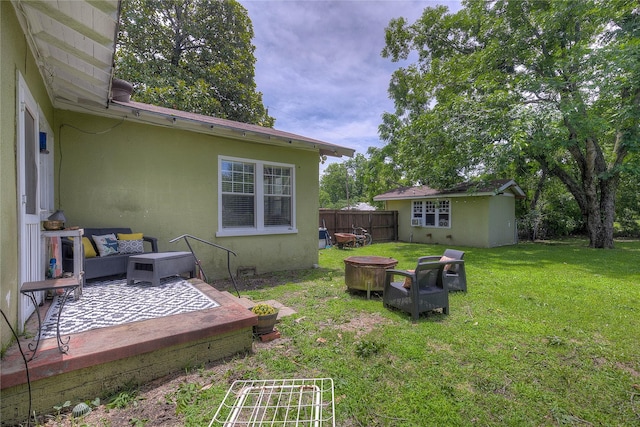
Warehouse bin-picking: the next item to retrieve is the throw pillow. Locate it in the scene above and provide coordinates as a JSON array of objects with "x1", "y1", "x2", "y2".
[
  {"x1": 403, "y1": 269, "x2": 415, "y2": 289},
  {"x1": 440, "y1": 255, "x2": 455, "y2": 271},
  {"x1": 117, "y1": 232, "x2": 143, "y2": 241},
  {"x1": 70, "y1": 236, "x2": 98, "y2": 258},
  {"x1": 118, "y1": 239, "x2": 144, "y2": 254},
  {"x1": 92, "y1": 233, "x2": 119, "y2": 257}
]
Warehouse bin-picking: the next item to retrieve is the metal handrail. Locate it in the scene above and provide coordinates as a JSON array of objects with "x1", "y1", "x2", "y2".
[{"x1": 169, "y1": 234, "x2": 240, "y2": 297}]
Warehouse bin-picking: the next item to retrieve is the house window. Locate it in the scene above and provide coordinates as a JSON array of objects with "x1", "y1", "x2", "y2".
[
  {"x1": 411, "y1": 201, "x2": 423, "y2": 226},
  {"x1": 263, "y1": 166, "x2": 292, "y2": 226},
  {"x1": 219, "y1": 157, "x2": 296, "y2": 236},
  {"x1": 221, "y1": 160, "x2": 255, "y2": 228},
  {"x1": 411, "y1": 199, "x2": 451, "y2": 228},
  {"x1": 438, "y1": 200, "x2": 450, "y2": 227},
  {"x1": 425, "y1": 201, "x2": 436, "y2": 226}
]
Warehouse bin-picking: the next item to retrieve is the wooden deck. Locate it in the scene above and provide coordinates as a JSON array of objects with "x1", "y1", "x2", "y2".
[{"x1": 1, "y1": 279, "x2": 256, "y2": 426}]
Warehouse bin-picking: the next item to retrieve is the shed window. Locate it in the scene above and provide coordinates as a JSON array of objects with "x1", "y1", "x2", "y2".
[
  {"x1": 219, "y1": 157, "x2": 296, "y2": 236},
  {"x1": 411, "y1": 199, "x2": 451, "y2": 228}
]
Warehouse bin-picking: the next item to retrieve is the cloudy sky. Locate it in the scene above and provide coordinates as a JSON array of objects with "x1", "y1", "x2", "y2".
[{"x1": 239, "y1": 0, "x2": 461, "y2": 173}]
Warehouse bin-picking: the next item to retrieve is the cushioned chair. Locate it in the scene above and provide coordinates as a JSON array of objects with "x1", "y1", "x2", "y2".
[
  {"x1": 383, "y1": 258, "x2": 450, "y2": 322},
  {"x1": 418, "y1": 249, "x2": 467, "y2": 292}
]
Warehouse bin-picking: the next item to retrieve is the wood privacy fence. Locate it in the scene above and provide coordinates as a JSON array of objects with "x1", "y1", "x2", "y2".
[{"x1": 319, "y1": 210, "x2": 398, "y2": 243}]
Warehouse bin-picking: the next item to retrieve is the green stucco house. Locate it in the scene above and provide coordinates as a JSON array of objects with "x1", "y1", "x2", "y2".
[
  {"x1": 374, "y1": 179, "x2": 526, "y2": 248},
  {"x1": 1, "y1": 1, "x2": 353, "y2": 349}
]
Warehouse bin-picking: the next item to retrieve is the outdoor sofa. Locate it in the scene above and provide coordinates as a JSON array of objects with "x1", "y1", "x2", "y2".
[{"x1": 62, "y1": 227, "x2": 158, "y2": 283}]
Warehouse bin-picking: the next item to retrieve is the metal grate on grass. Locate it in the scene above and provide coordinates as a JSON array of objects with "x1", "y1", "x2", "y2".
[{"x1": 209, "y1": 378, "x2": 335, "y2": 426}]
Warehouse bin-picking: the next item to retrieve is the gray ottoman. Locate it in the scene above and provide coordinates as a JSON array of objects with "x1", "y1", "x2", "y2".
[{"x1": 127, "y1": 252, "x2": 196, "y2": 286}]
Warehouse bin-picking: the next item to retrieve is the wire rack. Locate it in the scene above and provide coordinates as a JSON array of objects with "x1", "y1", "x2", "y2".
[{"x1": 208, "y1": 378, "x2": 335, "y2": 427}]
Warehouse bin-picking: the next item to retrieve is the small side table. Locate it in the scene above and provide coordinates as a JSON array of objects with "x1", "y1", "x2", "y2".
[
  {"x1": 20, "y1": 278, "x2": 80, "y2": 360},
  {"x1": 127, "y1": 252, "x2": 196, "y2": 286}
]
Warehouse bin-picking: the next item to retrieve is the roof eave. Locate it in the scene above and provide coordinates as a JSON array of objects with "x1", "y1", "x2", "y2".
[
  {"x1": 55, "y1": 98, "x2": 354, "y2": 158},
  {"x1": 497, "y1": 180, "x2": 527, "y2": 198},
  {"x1": 374, "y1": 186, "x2": 526, "y2": 201},
  {"x1": 374, "y1": 192, "x2": 496, "y2": 202}
]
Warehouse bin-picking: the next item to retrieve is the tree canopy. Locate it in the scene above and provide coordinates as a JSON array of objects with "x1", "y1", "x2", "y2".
[
  {"x1": 378, "y1": 0, "x2": 639, "y2": 248},
  {"x1": 320, "y1": 154, "x2": 371, "y2": 209},
  {"x1": 116, "y1": 0, "x2": 274, "y2": 126}
]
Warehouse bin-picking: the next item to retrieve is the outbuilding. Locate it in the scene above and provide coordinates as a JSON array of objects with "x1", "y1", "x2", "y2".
[{"x1": 374, "y1": 179, "x2": 526, "y2": 247}]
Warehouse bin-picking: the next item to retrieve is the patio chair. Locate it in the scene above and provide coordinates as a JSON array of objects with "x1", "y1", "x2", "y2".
[
  {"x1": 383, "y1": 258, "x2": 449, "y2": 322},
  {"x1": 419, "y1": 249, "x2": 467, "y2": 292}
]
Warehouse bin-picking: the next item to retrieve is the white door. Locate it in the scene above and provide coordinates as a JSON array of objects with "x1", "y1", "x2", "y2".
[{"x1": 17, "y1": 73, "x2": 44, "y2": 332}]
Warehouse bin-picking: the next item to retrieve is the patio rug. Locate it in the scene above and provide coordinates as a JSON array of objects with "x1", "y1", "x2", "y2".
[{"x1": 39, "y1": 277, "x2": 219, "y2": 340}]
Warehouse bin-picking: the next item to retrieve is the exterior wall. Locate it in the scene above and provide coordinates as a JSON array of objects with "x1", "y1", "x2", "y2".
[
  {"x1": 488, "y1": 194, "x2": 517, "y2": 247},
  {"x1": 450, "y1": 197, "x2": 491, "y2": 247},
  {"x1": 1, "y1": 3, "x2": 54, "y2": 349},
  {"x1": 386, "y1": 200, "x2": 414, "y2": 242},
  {"x1": 387, "y1": 195, "x2": 516, "y2": 248},
  {"x1": 54, "y1": 110, "x2": 321, "y2": 279}
]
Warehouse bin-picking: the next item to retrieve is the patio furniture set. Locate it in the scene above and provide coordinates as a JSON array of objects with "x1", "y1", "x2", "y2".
[
  {"x1": 23, "y1": 227, "x2": 197, "y2": 359},
  {"x1": 61, "y1": 227, "x2": 159, "y2": 284},
  {"x1": 344, "y1": 249, "x2": 467, "y2": 322}
]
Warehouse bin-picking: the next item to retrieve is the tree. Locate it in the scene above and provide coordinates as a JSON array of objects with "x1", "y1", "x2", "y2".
[
  {"x1": 116, "y1": 0, "x2": 274, "y2": 126},
  {"x1": 364, "y1": 145, "x2": 411, "y2": 203},
  {"x1": 320, "y1": 154, "x2": 373, "y2": 209},
  {"x1": 381, "y1": 0, "x2": 639, "y2": 248}
]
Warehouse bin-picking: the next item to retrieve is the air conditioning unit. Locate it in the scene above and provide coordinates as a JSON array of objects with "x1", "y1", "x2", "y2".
[{"x1": 411, "y1": 218, "x2": 422, "y2": 227}]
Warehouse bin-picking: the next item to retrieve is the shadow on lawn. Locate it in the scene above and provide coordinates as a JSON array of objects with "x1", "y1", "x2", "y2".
[{"x1": 211, "y1": 267, "x2": 342, "y2": 292}]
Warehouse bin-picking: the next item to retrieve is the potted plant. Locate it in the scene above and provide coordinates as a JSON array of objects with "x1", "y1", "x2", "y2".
[{"x1": 250, "y1": 303, "x2": 279, "y2": 335}]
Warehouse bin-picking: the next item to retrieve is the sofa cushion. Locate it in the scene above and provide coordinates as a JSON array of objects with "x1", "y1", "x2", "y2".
[
  {"x1": 83, "y1": 228, "x2": 132, "y2": 254},
  {"x1": 117, "y1": 232, "x2": 143, "y2": 241},
  {"x1": 118, "y1": 239, "x2": 144, "y2": 254},
  {"x1": 92, "y1": 233, "x2": 119, "y2": 257},
  {"x1": 71, "y1": 236, "x2": 98, "y2": 258}
]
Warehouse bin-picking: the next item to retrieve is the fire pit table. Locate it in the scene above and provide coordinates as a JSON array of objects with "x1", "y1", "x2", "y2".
[{"x1": 344, "y1": 255, "x2": 398, "y2": 299}]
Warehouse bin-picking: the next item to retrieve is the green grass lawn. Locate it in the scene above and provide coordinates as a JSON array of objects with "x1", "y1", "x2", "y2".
[{"x1": 181, "y1": 240, "x2": 640, "y2": 426}]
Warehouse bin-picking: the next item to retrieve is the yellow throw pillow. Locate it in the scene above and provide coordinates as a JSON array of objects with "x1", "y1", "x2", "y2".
[
  {"x1": 70, "y1": 236, "x2": 98, "y2": 258},
  {"x1": 117, "y1": 232, "x2": 143, "y2": 241}
]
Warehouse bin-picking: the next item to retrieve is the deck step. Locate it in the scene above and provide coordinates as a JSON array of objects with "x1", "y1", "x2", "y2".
[{"x1": 219, "y1": 291, "x2": 254, "y2": 308}]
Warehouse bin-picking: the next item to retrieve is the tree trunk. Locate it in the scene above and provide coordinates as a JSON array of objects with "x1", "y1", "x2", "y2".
[
  {"x1": 528, "y1": 171, "x2": 547, "y2": 241},
  {"x1": 573, "y1": 187, "x2": 615, "y2": 249},
  {"x1": 540, "y1": 153, "x2": 617, "y2": 249},
  {"x1": 593, "y1": 176, "x2": 618, "y2": 249}
]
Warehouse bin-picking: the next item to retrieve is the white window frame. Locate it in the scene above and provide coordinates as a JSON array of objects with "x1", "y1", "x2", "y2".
[
  {"x1": 411, "y1": 199, "x2": 451, "y2": 228},
  {"x1": 411, "y1": 200, "x2": 424, "y2": 226},
  {"x1": 217, "y1": 156, "x2": 297, "y2": 237}
]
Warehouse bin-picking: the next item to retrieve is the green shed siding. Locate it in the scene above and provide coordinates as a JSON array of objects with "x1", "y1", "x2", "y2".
[{"x1": 488, "y1": 194, "x2": 517, "y2": 247}]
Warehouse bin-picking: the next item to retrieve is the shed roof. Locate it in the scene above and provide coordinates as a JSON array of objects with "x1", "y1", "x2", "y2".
[{"x1": 374, "y1": 179, "x2": 526, "y2": 201}]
